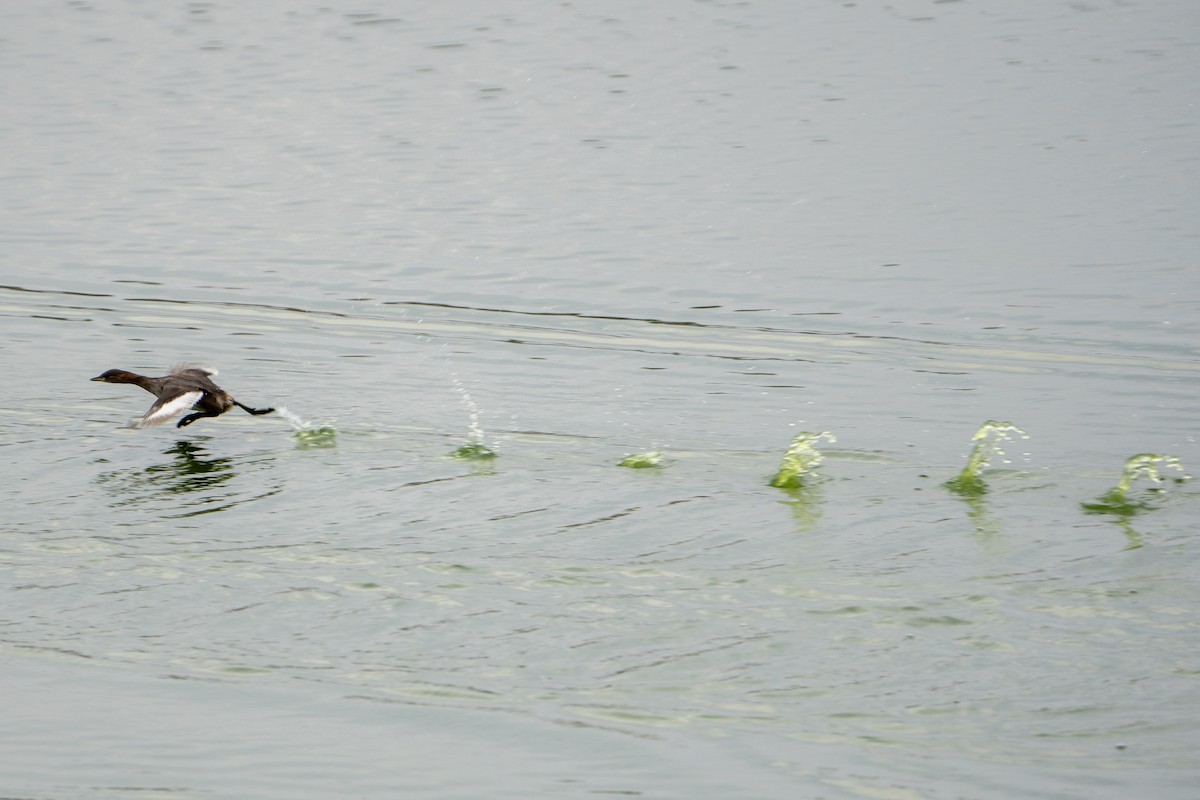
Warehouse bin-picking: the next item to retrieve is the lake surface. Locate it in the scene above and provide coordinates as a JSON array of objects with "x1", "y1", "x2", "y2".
[{"x1": 2, "y1": 1, "x2": 1198, "y2": 798}]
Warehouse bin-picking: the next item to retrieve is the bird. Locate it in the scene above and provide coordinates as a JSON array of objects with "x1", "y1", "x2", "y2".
[{"x1": 90, "y1": 364, "x2": 275, "y2": 428}]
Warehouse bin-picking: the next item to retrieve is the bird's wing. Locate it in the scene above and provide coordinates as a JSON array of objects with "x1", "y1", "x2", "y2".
[
  {"x1": 138, "y1": 390, "x2": 203, "y2": 427},
  {"x1": 171, "y1": 363, "x2": 218, "y2": 379}
]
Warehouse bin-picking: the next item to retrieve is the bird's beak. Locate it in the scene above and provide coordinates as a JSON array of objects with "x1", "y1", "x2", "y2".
[{"x1": 90, "y1": 376, "x2": 105, "y2": 381}]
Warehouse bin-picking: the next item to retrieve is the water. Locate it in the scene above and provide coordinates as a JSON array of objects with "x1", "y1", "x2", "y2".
[{"x1": 2, "y1": 1, "x2": 1199, "y2": 798}]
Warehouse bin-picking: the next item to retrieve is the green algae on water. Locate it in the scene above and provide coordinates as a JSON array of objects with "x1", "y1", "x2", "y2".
[
  {"x1": 944, "y1": 420, "x2": 1028, "y2": 496},
  {"x1": 1082, "y1": 453, "x2": 1188, "y2": 515},
  {"x1": 450, "y1": 442, "x2": 497, "y2": 460},
  {"x1": 619, "y1": 451, "x2": 664, "y2": 469},
  {"x1": 770, "y1": 431, "x2": 835, "y2": 489}
]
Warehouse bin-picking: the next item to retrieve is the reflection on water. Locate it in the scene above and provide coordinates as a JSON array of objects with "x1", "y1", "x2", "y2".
[
  {"x1": 94, "y1": 439, "x2": 279, "y2": 517},
  {"x1": 778, "y1": 480, "x2": 826, "y2": 530},
  {"x1": 954, "y1": 483, "x2": 1005, "y2": 538}
]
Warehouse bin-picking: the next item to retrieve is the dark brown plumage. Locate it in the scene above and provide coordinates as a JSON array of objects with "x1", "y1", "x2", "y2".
[{"x1": 91, "y1": 365, "x2": 274, "y2": 428}]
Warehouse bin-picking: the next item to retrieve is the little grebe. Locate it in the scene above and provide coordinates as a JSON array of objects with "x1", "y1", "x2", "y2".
[{"x1": 91, "y1": 364, "x2": 275, "y2": 428}]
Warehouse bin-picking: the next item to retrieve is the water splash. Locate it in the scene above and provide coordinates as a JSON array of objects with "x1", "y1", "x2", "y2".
[
  {"x1": 769, "y1": 431, "x2": 836, "y2": 489},
  {"x1": 273, "y1": 407, "x2": 306, "y2": 429},
  {"x1": 1082, "y1": 453, "x2": 1189, "y2": 515},
  {"x1": 274, "y1": 406, "x2": 337, "y2": 449},
  {"x1": 944, "y1": 420, "x2": 1028, "y2": 496},
  {"x1": 619, "y1": 451, "x2": 664, "y2": 469},
  {"x1": 448, "y1": 373, "x2": 495, "y2": 459},
  {"x1": 449, "y1": 442, "x2": 497, "y2": 460},
  {"x1": 451, "y1": 373, "x2": 486, "y2": 444}
]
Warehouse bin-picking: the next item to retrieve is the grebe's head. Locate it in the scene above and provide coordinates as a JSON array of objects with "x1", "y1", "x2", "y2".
[{"x1": 91, "y1": 369, "x2": 138, "y2": 383}]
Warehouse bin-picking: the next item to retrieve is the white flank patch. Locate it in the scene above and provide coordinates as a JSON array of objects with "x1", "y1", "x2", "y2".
[{"x1": 138, "y1": 390, "x2": 204, "y2": 427}]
